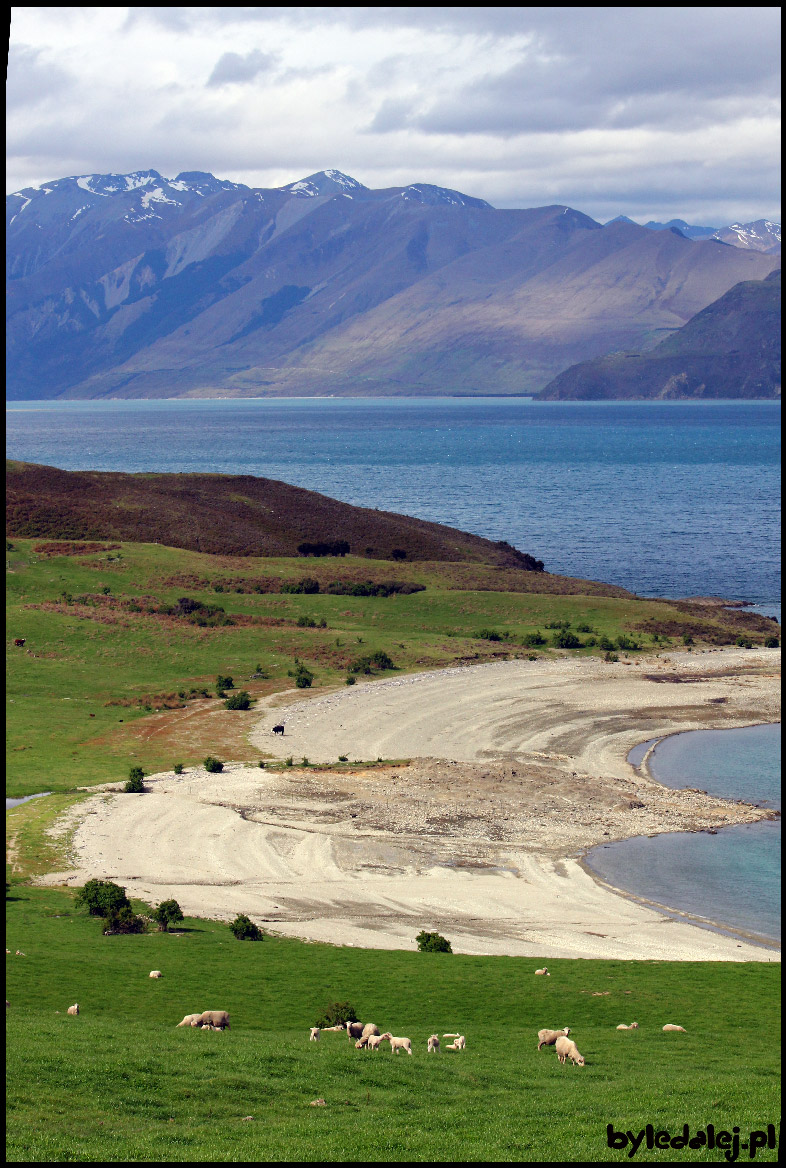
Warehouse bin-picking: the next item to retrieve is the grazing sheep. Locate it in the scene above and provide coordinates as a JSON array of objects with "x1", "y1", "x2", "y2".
[
  {"x1": 535, "y1": 967, "x2": 549, "y2": 976},
  {"x1": 427, "y1": 1034, "x2": 440, "y2": 1053},
  {"x1": 346, "y1": 1020, "x2": 365, "y2": 1042},
  {"x1": 272, "y1": 724, "x2": 285, "y2": 735},
  {"x1": 537, "y1": 1027, "x2": 571, "y2": 1050},
  {"x1": 366, "y1": 1034, "x2": 386, "y2": 1050},
  {"x1": 381, "y1": 1033, "x2": 412, "y2": 1055},
  {"x1": 355, "y1": 1037, "x2": 369, "y2": 1049},
  {"x1": 199, "y1": 1010, "x2": 230, "y2": 1030},
  {"x1": 176, "y1": 1014, "x2": 204, "y2": 1028},
  {"x1": 616, "y1": 1023, "x2": 640, "y2": 1030},
  {"x1": 149, "y1": 970, "x2": 162, "y2": 979},
  {"x1": 361, "y1": 1022, "x2": 380, "y2": 1039},
  {"x1": 309, "y1": 1027, "x2": 320, "y2": 1042},
  {"x1": 662, "y1": 1024, "x2": 686, "y2": 1032},
  {"x1": 555, "y1": 1036, "x2": 585, "y2": 1066},
  {"x1": 67, "y1": 1004, "x2": 79, "y2": 1016}
]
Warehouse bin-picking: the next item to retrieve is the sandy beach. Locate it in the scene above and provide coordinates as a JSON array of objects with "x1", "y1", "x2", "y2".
[{"x1": 41, "y1": 647, "x2": 780, "y2": 960}]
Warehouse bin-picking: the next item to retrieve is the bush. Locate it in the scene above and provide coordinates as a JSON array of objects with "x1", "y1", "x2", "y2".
[
  {"x1": 764, "y1": 636, "x2": 779, "y2": 648},
  {"x1": 297, "y1": 540, "x2": 350, "y2": 557},
  {"x1": 616, "y1": 634, "x2": 641, "y2": 651},
  {"x1": 476, "y1": 628, "x2": 503, "y2": 641},
  {"x1": 289, "y1": 660, "x2": 314, "y2": 688},
  {"x1": 345, "y1": 674, "x2": 356, "y2": 685},
  {"x1": 152, "y1": 898, "x2": 184, "y2": 932},
  {"x1": 204, "y1": 756, "x2": 224, "y2": 773},
  {"x1": 416, "y1": 930, "x2": 453, "y2": 953},
  {"x1": 315, "y1": 1001, "x2": 358, "y2": 1028},
  {"x1": 216, "y1": 674, "x2": 234, "y2": 692},
  {"x1": 173, "y1": 763, "x2": 184, "y2": 775},
  {"x1": 521, "y1": 631, "x2": 546, "y2": 647},
  {"x1": 225, "y1": 690, "x2": 252, "y2": 710},
  {"x1": 348, "y1": 651, "x2": 396, "y2": 675},
  {"x1": 103, "y1": 905, "x2": 147, "y2": 935},
  {"x1": 229, "y1": 913, "x2": 263, "y2": 941},
  {"x1": 76, "y1": 879, "x2": 129, "y2": 917},
  {"x1": 604, "y1": 651, "x2": 619, "y2": 663},
  {"x1": 296, "y1": 615, "x2": 317, "y2": 627},
  {"x1": 553, "y1": 630, "x2": 582, "y2": 649},
  {"x1": 597, "y1": 635, "x2": 616, "y2": 651},
  {"x1": 281, "y1": 577, "x2": 320, "y2": 594},
  {"x1": 124, "y1": 766, "x2": 145, "y2": 793},
  {"x1": 682, "y1": 634, "x2": 694, "y2": 646},
  {"x1": 735, "y1": 636, "x2": 753, "y2": 649}
]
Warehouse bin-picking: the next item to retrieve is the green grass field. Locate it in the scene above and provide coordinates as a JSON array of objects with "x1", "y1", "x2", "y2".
[
  {"x1": 5, "y1": 887, "x2": 780, "y2": 1163},
  {"x1": 7, "y1": 539, "x2": 773, "y2": 797}
]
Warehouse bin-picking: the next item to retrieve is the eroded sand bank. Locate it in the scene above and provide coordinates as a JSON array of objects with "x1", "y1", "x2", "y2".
[{"x1": 41, "y1": 649, "x2": 780, "y2": 960}]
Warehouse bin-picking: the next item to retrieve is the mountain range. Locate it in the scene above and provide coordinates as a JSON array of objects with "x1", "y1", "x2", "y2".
[
  {"x1": 606, "y1": 216, "x2": 781, "y2": 253},
  {"x1": 6, "y1": 168, "x2": 781, "y2": 399}
]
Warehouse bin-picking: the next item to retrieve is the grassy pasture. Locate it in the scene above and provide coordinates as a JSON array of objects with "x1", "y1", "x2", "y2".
[
  {"x1": 5, "y1": 886, "x2": 781, "y2": 1163},
  {"x1": 7, "y1": 540, "x2": 772, "y2": 798}
]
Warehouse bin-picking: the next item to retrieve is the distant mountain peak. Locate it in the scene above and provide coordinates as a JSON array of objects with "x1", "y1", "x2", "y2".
[
  {"x1": 278, "y1": 170, "x2": 368, "y2": 198},
  {"x1": 398, "y1": 183, "x2": 492, "y2": 209}
]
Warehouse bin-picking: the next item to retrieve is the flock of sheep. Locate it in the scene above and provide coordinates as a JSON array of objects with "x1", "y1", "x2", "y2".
[{"x1": 308, "y1": 1022, "x2": 467, "y2": 1054}]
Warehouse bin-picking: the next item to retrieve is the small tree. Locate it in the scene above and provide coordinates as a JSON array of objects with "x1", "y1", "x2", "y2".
[
  {"x1": 230, "y1": 913, "x2": 263, "y2": 941},
  {"x1": 764, "y1": 636, "x2": 779, "y2": 648},
  {"x1": 125, "y1": 765, "x2": 145, "y2": 793},
  {"x1": 225, "y1": 690, "x2": 252, "y2": 710},
  {"x1": 76, "y1": 879, "x2": 130, "y2": 917},
  {"x1": 103, "y1": 904, "x2": 147, "y2": 935},
  {"x1": 216, "y1": 674, "x2": 234, "y2": 692},
  {"x1": 152, "y1": 898, "x2": 184, "y2": 932},
  {"x1": 289, "y1": 660, "x2": 314, "y2": 689},
  {"x1": 416, "y1": 930, "x2": 453, "y2": 953},
  {"x1": 204, "y1": 756, "x2": 224, "y2": 773},
  {"x1": 315, "y1": 1000, "x2": 358, "y2": 1028},
  {"x1": 553, "y1": 630, "x2": 582, "y2": 649},
  {"x1": 173, "y1": 762, "x2": 184, "y2": 774}
]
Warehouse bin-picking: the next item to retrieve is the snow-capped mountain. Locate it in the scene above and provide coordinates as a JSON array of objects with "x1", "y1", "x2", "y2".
[
  {"x1": 6, "y1": 169, "x2": 780, "y2": 399},
  {"x1": 606, "y1": 214, "x2": 780, "y2": 253}
]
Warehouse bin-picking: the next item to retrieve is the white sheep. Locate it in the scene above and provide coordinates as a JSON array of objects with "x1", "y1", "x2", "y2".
[
  {"x1": 366, "y1": 1034, "x2": 386, "y2": 1050},
  {"x1": 534, "y1": 967, "x2": 549, "y2": 976},
  {"x1": 361, "y1": 1023, "x2": 380, "y2": 1039},
  {"x1": 355, "y1": 1037, "x2": 369, "y2": 1049},
  {"x1": 555, "y1": 1036, "x2": 585, "y2": 1066},
  {"x1": 443, "y1": 1032, "x2": 461, "y2": 1038},
  {"x1": 176, "y1": 1014, "x2": 204, "y2": 1028},
  {"x1": 149, "y1": 970, "x2": 162, "y2": 979},
  {"x1": 537, "y1": 1027, "x2": 570, "y2": 1050},
  {"x1": 427, "y1": 1034, "x2": 440, "y2": 1053},
  {"x1": 616, "y1": 1023, "x2": 639, "y2": 1030},
  {"x1": 662, "y1": 1024, "x2": 686, "y2": 1032},
  {"x1": 446, "y1": 1035, "x2": 466, "y2": 1051},
  {"x1": 67, "y1": 1003, "x2": 79, "y2": 1016},
  {"x1": 309, "y1": 1027, "x2": 320, "y2": 1042},
  {"x1": 380, "y1": 1032, "x2": 412, "y2": 1055}
]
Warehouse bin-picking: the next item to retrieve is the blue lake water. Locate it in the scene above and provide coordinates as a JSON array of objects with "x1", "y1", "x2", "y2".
[
  {"x1": 5, "y1": 397, "x2": 781, "y2": 940},
  {"x1": 587, "y1": 724, "x2": 781, "y2": 942},
  {"x1": 5, "y1": 397, "x2": 781, "y2": 611}
]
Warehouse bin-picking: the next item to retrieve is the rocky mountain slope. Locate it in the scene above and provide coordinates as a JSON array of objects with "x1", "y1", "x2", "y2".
[
  {"x1": 7, "y1": 169, "x2": 780, "y2": 399},
  {"x1": 538, "y1": 270, "x2": 781, "y2": 400}
]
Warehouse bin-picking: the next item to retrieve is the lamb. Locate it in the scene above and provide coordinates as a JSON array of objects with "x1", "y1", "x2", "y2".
[
  {"x1": 176, "y1": 1014, "x2": 204, "y2": 1028},
  {"x1": 555, "y1": 1036, "x2": 585, "y2": 1066},
  {"x1": 427, "y1": 1034, "x2": 440, "y2": 1053},
  {"x1": 355, "y1": 1037, "x2": 369, "y2": 1049},
  {"x1": 309, "y1": 1027, "x2": 320, "y2": 1042},
  {"x1": 662, "y1": 1024, "x2": 686, "y2": 1032},
  {"x1": 534, "y1": 967, "x2": 549, "y2": 976},
  {"x1": 446, "y1": 1035, "x2": 466, "y2": 1051},
  {"x1": 380, "y1": 1033, "x2": 412, "y2": 1055},
  {"x1": 67, "y1": 1003, "x2": 79, "y2": 1016},
  {"x1": 149, "y1": 970, "x2": 162, "y2": 979},
  {"x1": 199, "y1": 1010, "x2": 230, "y2": 1030},
  {"x1": 616, "y1": 1023, "x2": 639, "y2": 1030},
  {"x1": 537, "y1": 1027, "x2": 570, "y2": 1050},
  {"x1": 366, "y1": 1034, "x2": 386, "y2": 1050}
]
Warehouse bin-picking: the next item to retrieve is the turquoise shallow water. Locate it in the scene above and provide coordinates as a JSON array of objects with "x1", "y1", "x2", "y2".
[{"x1": 586, "y1": 725, "x2": 781, "y2": 942}]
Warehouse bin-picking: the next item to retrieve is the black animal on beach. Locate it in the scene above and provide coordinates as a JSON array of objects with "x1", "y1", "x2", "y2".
[{"x1": 272, "y1": 724, "x2": 285, "y2": 735}]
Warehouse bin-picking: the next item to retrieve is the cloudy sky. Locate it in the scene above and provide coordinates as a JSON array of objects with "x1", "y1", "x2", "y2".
[{"x1": 7, "y1": 6, "x2": 781, "y2": 225}]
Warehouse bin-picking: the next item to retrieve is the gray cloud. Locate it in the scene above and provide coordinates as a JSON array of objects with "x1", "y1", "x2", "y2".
[
  {"x1": 207, "y1": 48, "x2": 278, "y2": 88},
  {"x1": 6, "y1": 43, "x2": 73, "y2": 109}
]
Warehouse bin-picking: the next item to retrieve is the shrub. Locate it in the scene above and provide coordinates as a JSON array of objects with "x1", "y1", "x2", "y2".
[
  {"x1": 152, "y1": 898, "x2": 184, "y2": 932},
  {"x1": 204, "y1": 756, "x2": 224, "y2": 773},
  {"x1": 476, "y1": 628, "x2": 503, "y2": 642},
  {"x1": 616, "y1": 634, "x2": 641, "y2": 651},
  {"x1": 230, "y1": 913, "x2": 263, "y2": 941},
  {"x1": 281, "y1": 577, "x2": 320, "y2": 594},
  {"x1": 216, "y1": 674, "x2": 234, "y2": 692},
  {"x1": 416, "y1": 930, "x2": 453, "y2": 953},
  {"x1": 285, "y1": 757, "x2": 294, "y2": 767},
  {"x1": 682, "y1": 634, "x2": 694, "y2": 646},
  {"x1": 315, "y1": 1001, "x2": 358, "y2": 1028},
  {"x1": 103, "y1": 905, "x2": 147, "y2": 935},
  {"x1": 348, "y1": 651, "x2": 395, "y2": 675},
  {"x1": 124, "y1": 766, "x2": 145, "y2": 793},
  {"x1": 764, "y1": 636, "x2": 779, "y2": 648},
  {"x1": 225, "y1": 690, "x2": 252, "y2": 710},
  {"x1": 597, "y1": 635, "x2": 616, "y2": 651},
  {"x1": 289, "y1": 660, "x2": 314, "y2": 688},
  {"x1": 346, "y1": 675, "x2": 356, "y2": 685},
  {"x1": 297, "y1": 540, "x2": 350, "y2": 557},
  {"x1": 735, "y1": 636, "x2": 753, "y2": 649},
  {"x1": 173, "y1": 763, "x2": 184, "y2": 775},
  {"x1": 296, "y1": 615, "x2": 317, "y2": 628},
  {"x1": 338, "y1": 755, "x2": 348, "y2": 762},
  {"x1": 521, "y1": 631, "x2": 545, "y2": 647},
  {"x1": 552, "y1": 630, "x2": 582, "y2": 649},
  {"x1": 391, "y1": 548, "x2": 407, "y2": 560},
  {"x1": 76, "y1": 879, "x2": 129, "y2": 917},
  {"x1": 604, "y1": 651, "x2": 619, "y2": 662}
]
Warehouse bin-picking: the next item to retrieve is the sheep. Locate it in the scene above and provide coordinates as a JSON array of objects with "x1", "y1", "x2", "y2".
[
  {"x1": 67, "y1": 1003, "x2": 79, "y2": 1016},
  {"x1": 199, "y1": 1010, "x2": 230, "y2": 1030},
  {"x1": 176, "y1": 1014, "x2": 204, "y2": 1028},
  {"x1": 427, "y1": 1034, "x2": 440, "y2": 1053},
  {"x1": 616, "y1": 1023, "x2": 640, "y2": 1030},
  {"x1": 380, "y1": 1033, "x2": 412, "y2": 1055},
  {"x1": 149, "y1": 970, "x2": 162, "y2": 979},
  {"x1": 446, "y1": 1035, "x2": 466, "y2": 1051},
  {"x1": 443, "y1": 1033, "x2": 461, "y2": 1038},
  {"x1": 309, "y1": 1027, "x2": 320, "y2": 1042},
  {"x1": 272, "y1": 724, "x2": 285, "y2": 735},
  {"x1": 366, "y1": 1034, "x2": 386, "y2": 1050},
  {"x1": 346, "y1": 1020, "x2": 365, "y2": 1042},
  {"x1": 534, "y1": 967, "x2": 549, "y2": 976},
  {"x1": 537, "y1": 1027, "x2": 571, "y2": 1050},
  {"x1": 555, "y1": 1036, "x2": 585, "y2": 1066},
  {"x1": 355, "y1": 1037, "x2": 369, "y2": 1049},
  {"x1": 662, "y1": 1024, "x2": 686, "y2": 1032}
]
